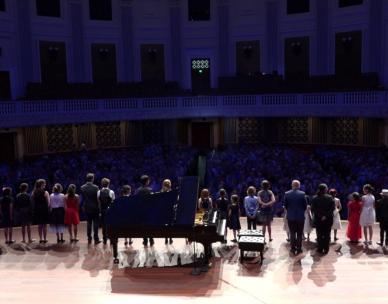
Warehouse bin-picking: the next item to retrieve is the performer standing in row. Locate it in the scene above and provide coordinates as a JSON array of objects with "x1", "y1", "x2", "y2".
[
  {"x1": 244, "y1": 186, "x2": 258, "y2": 230},
  {"x1": 136, "y1": 175, "x2": 154, "y2": 247},
  {"x1": 304, "y1": 198, "x2": 313, "y2": 241},
  {"x1": 32, "y1": 179, "x2": 50, "y2": 244},
  {"x1": 360, "y1": 184, "x2": 376, "y2": 245},
  {"x1": 198, "y1": 189, "x2": 213, "y2": 211},
  {"x1": 258, "y1": 180, "x2": 276, "y2": 242},
  {"x1": 228, "y1": 194, "x2": 241, "y2": 242},
  {"x1": 98, "y1": 178, "x2": 115, "y2": 245},
  {"x1": 49, "y1": 183, "x2": 66, "y2": 243},
  {"x1": 115, "y1": 185, "x2": 133, "y2": 246},
  {"x1": 161, "y1": 179, "x2": 173, "y2": 245},
  {"x1": 216, "y1": 189, "x2": 229, "y2": 243},
  {"x1": 15, "y1": 183, "x2": 33, "y2": 243},
  {"x1": 346, "y1": 192, "x2": 362, "y2": 243},
  {"x1": 330, "y1": 189, "x2": 342, "y2": 241},
  {"x1": 284, "y1": 180, "x2": 307, "y2": 255},
  {"x1": 311, "y1": 184, "x2": 335, "y2": 255},
  {"x1": 64, "y1": 184, "x2": 80, "y2": 242},
  {"x1": 0, "y1": 187, "x2": 14, "y2": 244},
  {"x1": 376, "y1": 189, "x2": 388, "y2": 246},
  {"x1": 81, "y1": 173, "x2": 100, "y2": 244}
]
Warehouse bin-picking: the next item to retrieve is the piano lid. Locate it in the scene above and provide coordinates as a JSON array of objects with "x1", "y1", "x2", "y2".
[
  {"x1": 105, "y1": 176, "x2": 198, "y2": 228},
  {"x1": 175, "y1": 176, "x2": 198, "y2": 226}
]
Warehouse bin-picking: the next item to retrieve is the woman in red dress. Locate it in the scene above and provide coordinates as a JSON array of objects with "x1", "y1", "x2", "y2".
[
  {"x1": 347, "y1": 192, "x2": 362, "y2": 243},
  {"x1": 64, "y1": 184, "x2": 80, "y2": 242}
]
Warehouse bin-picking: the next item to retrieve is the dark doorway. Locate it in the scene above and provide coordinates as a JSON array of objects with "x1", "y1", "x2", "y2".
[
  {"x1": 191, "y1": 58, "x2": 210, "y2": 94},
  {"x1": 0, "y1": 133, "x2": 16, "y2": 163},
  {"x1": 91, "y1": 43, "x2": 117, "y2": 83},
  {"x1": 335, "y1": 31, "x2": 362, "y2": 76},
  {"x1": 39, "y1": 41, "x2": 67, "y2": 84},
  {"x1": 0, "y1": 71, "x2": 11, "y2": 100},
  {"x1": 191, "y1": 122, "x2": 212, "y2": 149},
  {"x1": 284, "y1": 37, "x2": 310, "y2": 80},
  {"x1": 140, "y1": 44, "x2": 165, "y2": 82},
  {"x1": 236, "y1": 41, "x2": 260, "y2": 76}
]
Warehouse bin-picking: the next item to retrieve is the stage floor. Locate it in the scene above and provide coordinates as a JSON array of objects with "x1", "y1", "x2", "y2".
[{"x1": 0, "y1": 218, "x2": 387, "y2": 304}]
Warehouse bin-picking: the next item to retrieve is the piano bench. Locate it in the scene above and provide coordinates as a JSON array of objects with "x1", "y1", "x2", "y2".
[
  {"x1": 238, "y1": 236, "x2": 265, "y2": 265},
  {"x1": 238, "y1": 229, "x2": 264, "y2": 237}
]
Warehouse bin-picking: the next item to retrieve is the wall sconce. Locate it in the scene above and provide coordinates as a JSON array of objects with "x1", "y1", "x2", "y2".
[
  {"x1": 243, "y1": 45, "x2": 253, "y2": 59},
  {"x1": 98, "y1": 48, "x2": 109, "y2": 61},
  {"x1": 48, "y1": 46, "x2": 59, "y2": 62},
  {"x1": 147, "y1": 48, "x2": 158, "y2": 63},
  {"x1": 341, "y1": 36, "x2": 353, "y2": 52},
  {"x1": 290, "y1": 41, "x2": 302, "y2": 55}
]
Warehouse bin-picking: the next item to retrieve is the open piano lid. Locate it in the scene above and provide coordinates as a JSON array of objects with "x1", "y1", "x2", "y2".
[{"x1": 106, "y1": 176, "x2": 198, "y2": 227}]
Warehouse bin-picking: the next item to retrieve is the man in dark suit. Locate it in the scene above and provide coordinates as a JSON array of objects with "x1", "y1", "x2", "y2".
[
  {"x1": 113, "y1": 185, "x2": 133, "y2": 246},
  {"x1": 376, "y1": 189, "x2": 388, "y2": 246},
  {"x1": 311, "y1": 183, "x2": 335, "y2": 255},
  {"x1": 81, "y1": 173, "x2": 101, "y2": 244},
  {"x1": 284, "y1": 180, "x2": 307, "y2": 255},
  {"x1": 136, "y1": 175, "x2": 154, "y2": 246}
]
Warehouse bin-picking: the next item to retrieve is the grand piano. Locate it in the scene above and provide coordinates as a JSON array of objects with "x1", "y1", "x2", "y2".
[{"x1": 105, "y1": 177, "x2": 226, "y2": 268}]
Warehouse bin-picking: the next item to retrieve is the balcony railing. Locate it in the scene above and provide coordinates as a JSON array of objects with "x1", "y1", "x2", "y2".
[{"x1": 0, "y1": 91, "x2": 387, "y2": 128}]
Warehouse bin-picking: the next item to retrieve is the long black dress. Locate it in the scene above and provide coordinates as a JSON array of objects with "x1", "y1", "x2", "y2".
[
  {"x1": 33, "y1": 190, "x2": 50, "y2": 225},
  {"x1": 0, "y1": 195, "x2": 14, "y2": 227},
  {"x1": 15, "y1": 193, "x2": 33, "y2": 225},
  {"x1": 228, "y1": 203, "x2": 241, "y2": 230}
]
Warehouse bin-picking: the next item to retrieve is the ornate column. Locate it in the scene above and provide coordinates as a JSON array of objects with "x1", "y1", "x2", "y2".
[
  {"x1": 315, "y1": 0, "x2": 329, "y2": 75},
  {"x1": 265, "y1": 0, "x2": 279, "y2": 73},
  {"x1": 169, "y1": 0, "x2": 183, "y2": 82},
  {"x1": 368, "y1": 0, "x2": 383, "y2": 74},
  {"x1": 69, "y1": 0, "x2": 86, "y2": 82},
  {"x1": 217, "y1": 0, "x2": 230, "y2": 76},
  {"x1": 120, "y1": 0, "x2": 135, "y2": 81},
  {"x1": 16, "y1": 0, "x2": 33, "y2": 84}
]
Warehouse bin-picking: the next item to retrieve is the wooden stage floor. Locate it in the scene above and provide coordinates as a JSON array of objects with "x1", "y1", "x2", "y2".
[{"x1": 0, "y1": 218, "x2": 387, "y2": 304}]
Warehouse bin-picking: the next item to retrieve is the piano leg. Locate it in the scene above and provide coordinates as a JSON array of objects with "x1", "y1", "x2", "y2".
[
  {"x1": 240, "y1": 250, "x2": 244, "y2": 262},
  {"x1": 112, "y1": 238, "x2": 119, "y2": 264},
  {"x1": 202, "y1": 242, "x2": 213, "y2": 271}
]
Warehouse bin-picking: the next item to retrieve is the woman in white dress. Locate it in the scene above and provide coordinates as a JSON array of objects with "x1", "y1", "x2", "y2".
[
  {"x1": 49, "y1": 183, "x2": 66, "y2": 243},
  {"x1": 330, "y1": 189, "x2": 342, "y2": 241},
  {"x1": 283, "y1": 208, "x2": 290, "y2": 242},
  {"x1": 303, "y1": 202, "x2": 313, "y2": 240},
  {"x1": 360, "y1": 184, "x2": 376, "y2": 245}
]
